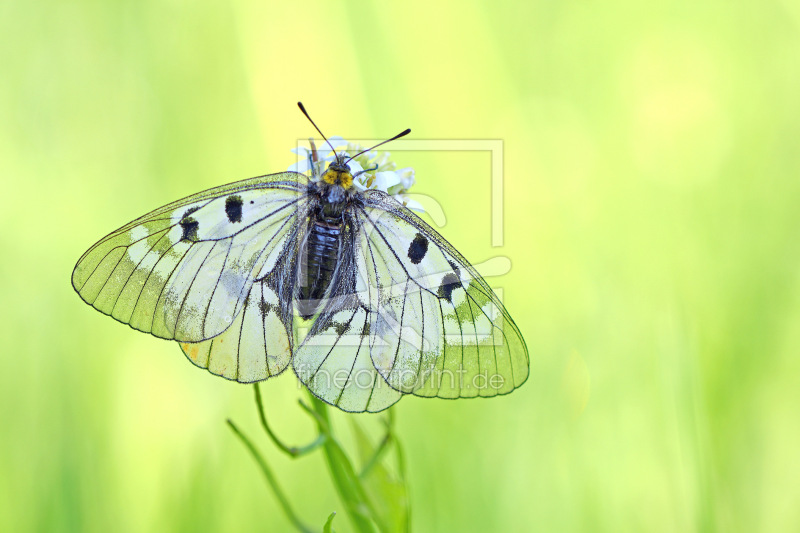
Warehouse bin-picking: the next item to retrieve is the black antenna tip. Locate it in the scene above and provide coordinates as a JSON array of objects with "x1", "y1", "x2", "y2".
[
  {"x1": 344, "y1": 127, "x2": 413, "y2": 164},
  {"x1": 297, "y1": 102, "x2": 311, "y2": 120},
  {"x1": 296, "y1": 102, "x2": 337, "y2": 157}
]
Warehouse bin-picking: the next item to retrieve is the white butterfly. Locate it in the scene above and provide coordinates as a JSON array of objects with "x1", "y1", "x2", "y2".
[{"x1": 72, "y1": 103, "x2": 529, "y2": 412}]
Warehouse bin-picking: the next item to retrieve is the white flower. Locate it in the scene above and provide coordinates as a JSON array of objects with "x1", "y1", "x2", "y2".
[
  {"x1": 288, "y1": 136, "x2": 346, "y2": 175},
  {"x1": 371, "y1": 171, "x2": 402, "y2": 192},
  {"x1": 289, "y1": 137, "x2": 423, "y2": 212},
  {"x1": 396, "y1": 167, "x2": 415, "y2": 190}
]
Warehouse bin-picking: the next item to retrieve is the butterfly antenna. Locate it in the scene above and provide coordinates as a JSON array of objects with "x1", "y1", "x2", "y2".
[
  {"x1": 297, "y1": 102, "x2": 338, "y2": 157},
  {"x1": 345, "y1": 128, "x2": 411, "y2": 164}
]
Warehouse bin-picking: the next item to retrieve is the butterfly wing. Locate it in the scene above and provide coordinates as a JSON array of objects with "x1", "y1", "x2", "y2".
[
  {"x1": 175, "y1": 223, "x2": 306, "y2": 383},
  {"x1": 292, "y1": 222, "x2": 403, "y2": 413},
  {"x1": 293, "y1": 305, "x2": 404, "y2": 413},
  {"x1": 72, "y1": 172, "x2": 309, "y2": 342},
  {"x1": 178, "y1": 277, "x2": 293, "y2": 382},
  {"x1": 354, "y1": 190, "x2": 529, "y2": 399}
]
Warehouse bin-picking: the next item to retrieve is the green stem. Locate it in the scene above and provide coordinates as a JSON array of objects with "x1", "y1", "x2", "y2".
[
  {"x1": 306, "y1": 395, "x2": 379, "y2": 533},
  {"x1": 255, "y1": 384, "x2": 327, "y2": 457},
  {"x1": 226, "y1": 419, "x2": 315, "y2": 533},
  {"x1": 359, "y1": 414, "x2": 394, "y2": 479},
  {"x1": 393, "y1": 420, "x2": 410, "y2": 529}
]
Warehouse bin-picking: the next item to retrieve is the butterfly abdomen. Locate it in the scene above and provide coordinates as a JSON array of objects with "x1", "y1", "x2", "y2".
[{"x1": 299, "y1": 218, "x2": 343, "y2": 318}]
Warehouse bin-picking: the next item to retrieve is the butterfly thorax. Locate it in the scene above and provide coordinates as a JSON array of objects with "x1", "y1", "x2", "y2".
[{"x1": 311, "y1": 158, "x2": 358, "y2": 214}]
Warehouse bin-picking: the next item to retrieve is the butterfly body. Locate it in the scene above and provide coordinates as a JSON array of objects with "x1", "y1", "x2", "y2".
[
  {"x1": 73, "y1": 124, "x2": 529, "y2": 412},
  {"x1": 298, "y1": 155, "x2": 359, "y2": 318},
  {"x1": 301, "y1": 217, "x2": 344, "y2": 317}
]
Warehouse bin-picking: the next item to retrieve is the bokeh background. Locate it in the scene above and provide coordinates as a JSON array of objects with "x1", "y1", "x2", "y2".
[{"x1": 2, "y1": 1, "x2": 800, "y2": 531}]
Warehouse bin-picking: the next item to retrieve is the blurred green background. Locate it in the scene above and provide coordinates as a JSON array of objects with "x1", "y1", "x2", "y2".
[{"x1": 2, "y1": 1, "x2": 800, "y2": 531}]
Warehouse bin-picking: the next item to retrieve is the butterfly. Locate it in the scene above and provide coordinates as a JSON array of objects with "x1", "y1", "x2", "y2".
[{"x1": 72, "y1": 103, "x2": 529, "y2": 412}]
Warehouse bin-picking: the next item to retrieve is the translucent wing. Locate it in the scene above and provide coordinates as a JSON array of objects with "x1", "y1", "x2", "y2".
[
  {"x1": 293, "y1": 305, "x2": 403, "y2": 413},
  {"x1": 72, "y1": 172, "x2": 309, "y2": 342},
  {"x1": 178, "y1": 278, "x2": 292, "y2": 382},
  {"x1": 292, "y1": 223, "x2": 403, "y2": 413},
  {"x1": 354, "y1": 190, "x2": 529, "y2": 399}
]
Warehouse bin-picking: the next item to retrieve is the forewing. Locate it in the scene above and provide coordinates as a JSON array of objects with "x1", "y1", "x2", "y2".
[
  {"x1": 178, "y1": 278, "x2": 292, "y2": 382},
  {"x1": 356, "y1": 190, "x2": 529, "y2": 399},
  {"x1": 72, "y1": 172, "x2": 309, "y2": 342}
]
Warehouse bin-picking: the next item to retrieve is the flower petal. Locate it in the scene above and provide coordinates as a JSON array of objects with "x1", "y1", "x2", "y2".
[
  {"x1": 288, "y1": 159, "x2": 311, "y2": 173},
  {"x1": 349, "y1": 160, "x2": 365, "y2": 174},
  {"x1": 394, "y1": 195, "x2": 426, "y2": 213},
  {"x1": 396, "y1": 167, "x2": 415, "y2": 190},
  {"x1": 373, "y1": 171, "x2": 402, "y2": 192}
]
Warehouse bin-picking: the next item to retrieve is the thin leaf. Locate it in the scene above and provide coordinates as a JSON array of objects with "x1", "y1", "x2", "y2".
[
  {"x1": 351, "y1": 415, "x2": 409, "y2": 533},
  {"x1": 323, "y1": 512, "x2": 337, "y2": 533}
]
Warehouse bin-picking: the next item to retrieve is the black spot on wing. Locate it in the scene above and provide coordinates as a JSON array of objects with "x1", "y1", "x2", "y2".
[
  {"x1": 332, "y1": 321, "x2": 349, "y2": 336},
  {"x1": 446, "y1": 258, "x2": 462, "y2": 280},
  {"x1": 225, "y1": 195, "x2": 244, "y2": 223},
  {"x1": 438, "y1": 273, "x2": 460, "y2": 302},
  {"x1": 407, "y1": 233, "x2": 428, "y2": 264},
  {"x1": 179, "y1": 217, "x2": 199, "y2": 242},
  {"x1": 258, "y1": 296, "x2": 273, "y2": 317},
  {"x1": 182, "y1": 206, "x2": 201, "y2": 219}
]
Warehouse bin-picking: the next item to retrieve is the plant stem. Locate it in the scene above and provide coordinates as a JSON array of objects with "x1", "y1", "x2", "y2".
[
  {"x1": 359, "y1": 417, "x2": 393, "y2": 479},
  {"x1": 255, "y1": 384, "x2": 327, "y2": 457},
  {"x1": 307, "y1": 395, "x2": 379, "y2": 533},
  {"x1": 226, "y1": 419, "x2": 315, "y2": 533}
]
